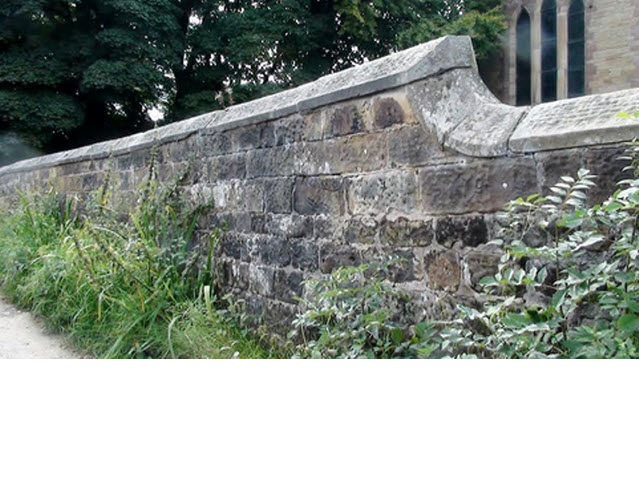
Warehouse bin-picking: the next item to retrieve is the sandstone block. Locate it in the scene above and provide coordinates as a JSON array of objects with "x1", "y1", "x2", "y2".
[
  {"x1": 294, "y1": 176, "x2": 345, "y2": 215},
  {"x1": 344, "y1": 216, "x2": 379, "y2": 244},
  {"x1": 248, "y1": 264, "x2": 275, "y2": 297},
  {"x1": 420, "y1": 159, "x2": 537, "y2": 214},
  {"x1": 435, "y1": 215, "x2": 488, "y2": 248},
  {"x1": 258, "y1": 236, "x2": 291, "y2": 267},
  {"x1": 263, "y1": 178, "x2": 293, "y2": 213},
  {"x1": 208, "y1": 154, "x2": 247, "y2": 180},
  {"x1": 348, "y1": 170, "x2": 419, "y2": 215},
  {"x1": 274, "y1": 269, "x2": 305, "y2": 303},
  {"x1": 319, "y1": 243, "x2": 362, "y2": 273},
  {"x1": 291, "y1": 240, "x2": 319, "y2": 271},
  {"x1": 373, "y1": 97, "x2": 406, "y2": 129},
  {"x1": 265, "y1": 214, "x2": 313, "y2": 238},
  {"x1": 425, "y1": 250, "x2": 461, "y2": 291},
  {"x1": 380, "y1": 216, "x2": 433, "y2": 247},
  {"x1": 327, "y1": 105, "x2": 365, "y2": 138},
  {"x1": 465, "y1": 250, "x2": 501, "y2": 289},
  {"x1": 388, "y1": 125, "x2": 444, "y2": 167}
]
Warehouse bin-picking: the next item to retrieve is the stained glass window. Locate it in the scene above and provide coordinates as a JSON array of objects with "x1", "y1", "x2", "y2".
[
  {"x1": 568, "y1": 0, "x2": 585, "y2": 97},
  {"x1": 541, "y1": 0, "x2": 557, "y2": 102},
  {"x1": 516, "y1": 9, "x2": 532, "y2": 106}
]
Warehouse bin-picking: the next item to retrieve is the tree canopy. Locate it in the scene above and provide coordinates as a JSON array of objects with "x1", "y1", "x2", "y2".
[{"x1": 0, "y1": 0, "x2": 505, "y2": 165}]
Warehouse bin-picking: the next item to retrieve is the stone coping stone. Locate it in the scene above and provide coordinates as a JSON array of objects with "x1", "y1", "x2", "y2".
[
  {"x1": 0, "y1": 35, "x2": 474, "y2": 176},
  {"x1": 407, "y1": 68, "x2": 527, "y2": 158},
  {"x1": 510, "y1": 88, "x2": 639, "y2": 153}
]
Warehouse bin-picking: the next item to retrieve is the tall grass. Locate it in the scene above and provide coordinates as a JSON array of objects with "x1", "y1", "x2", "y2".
[{"x1": 0, "y1": 156, "x2": 268, "y2": 359}]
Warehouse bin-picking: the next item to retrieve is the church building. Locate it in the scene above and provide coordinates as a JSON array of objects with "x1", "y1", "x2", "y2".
[{"x1": 488, "y1": 0, "x2": 639, "y2": 105}]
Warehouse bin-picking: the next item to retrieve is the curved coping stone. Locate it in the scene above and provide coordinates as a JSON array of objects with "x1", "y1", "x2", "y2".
[
  {"x1": 0, "y1": 35, "x2": 475, "y2": 177},
  {"x1": 510, "y1": 88, "x2": 639, "y2": 153}
]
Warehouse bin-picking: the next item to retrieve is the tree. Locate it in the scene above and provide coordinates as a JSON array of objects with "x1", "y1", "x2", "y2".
[
  {"x1": 0, "y1": 0, "x2": 182, "y2": 165},
  {"x1": 0, "y1": 0, "x2": 506, "y2": 164},
  {"x1": 170, "y1": 0, "x2": 506, "y2": 120}
]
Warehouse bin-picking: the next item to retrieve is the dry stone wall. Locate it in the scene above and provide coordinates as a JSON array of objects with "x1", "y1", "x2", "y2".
[{"x1": 1, "y1": 35, "x2": 638, "y2": 327}]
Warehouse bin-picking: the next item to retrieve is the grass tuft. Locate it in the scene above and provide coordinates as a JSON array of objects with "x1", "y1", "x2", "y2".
[{"x1": 0, "y1": 158, "x2": 268, "y2": 359}]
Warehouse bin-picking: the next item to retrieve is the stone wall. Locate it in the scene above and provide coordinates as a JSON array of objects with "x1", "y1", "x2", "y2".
[{"x1": 1, "y1": 35, "x2": 638, "y2": 328}]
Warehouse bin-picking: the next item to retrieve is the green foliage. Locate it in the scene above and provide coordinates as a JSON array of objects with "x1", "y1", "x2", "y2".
[
  {"x1": 0, "y1": 0, "x2": 182, "y2": 163},
  {"x1": 287, "y1": 131, "x2": 639, "y2": 360},
  {"x1": 173, "y1": 0, "x2": 506, "y2": 120},
  {"x1": 445, "y1": 143, "x2": 639, "y2": 358},
  {"x1": 1, "y1": 0, "x2": 506, "y2": 161},
  {"x1": 0, "y1": 153, "x2": 266, "y2": 358},
  {"x1": 288, "y1": 263, "x2": 438, "y2": 359}
]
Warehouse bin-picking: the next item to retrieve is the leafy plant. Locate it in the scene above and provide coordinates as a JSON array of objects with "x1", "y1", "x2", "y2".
[
  {"x1": 444, "y1": 140, "x2": 639, "y2": 358},
  {"x1": 289, "y1": 262, "x2": 438, "y2": 359},
  {"x1": 0, "y1": 152, "x2": 266, "y2": 358}
]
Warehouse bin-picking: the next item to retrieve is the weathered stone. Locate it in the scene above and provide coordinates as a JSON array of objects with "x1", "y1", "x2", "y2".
[
  {"x1": 523, "y1": 226, "x2": 548, "y2": 248},
  {"x1": 235, "y1": 125, "x2": 262, "y2": 151},
  {"x1": 388, "y1": 125, "x2": 444, "y2": 167},
  {"x1": 425, "y1": 250, "x2": 461, "y2": 291},
  {"x1": 221, "y1": 233, "x2": 246, "y2": 260},
  {"x1": 209, "y1": 154, "x2": 247, "y2": 180},
  {"x1": 201, "y1": 131, "x2": 234, "y2": 155},
  {"x1": 273, "y1": 116, "x2": 305, "y2": 146},
  {"x1": 222, "y1": 260, "x2": 250, "y2": 290},
  {"x1": 294, "y1": 176, "x2": 345, "y2": 215},
  {"x1": 263, "y1": 178, "x2": 293, "y2": 213},
  {"x1": 348, "y1": 170, "x2": 419, "y2": 215},
  {"x1": 420, "y1": 159, "x2": 537, "y2": 214},
  {"x1": 248, "y1": 264, "x2": 275, "y2": 297},
  {"x1": 584, "y1": 147, "x2": 632, "y2": 204},
  {"x1": 380, "y1": 216, "x2": 433, "y2": 247},
  {"x1": 510, "y1": 89, "x2": 639, "y2": 153},
  {"x1": 80, "y1": 172, "x2": 105, "y2": 190},
  {"x1": 265, "y1": 214, "x2": 313, "y2": 238},
  {"x1": 304, "y1": 133, "x2": 388, "y2": 175},
  {"x1": 246, "y1": 145, "x2": 301, "y2": 178},
  {"x1": 291, "y1": 240, "x2": 319, "y2": 271},
  {"x1": 250, "y1": 214, "x2": 268, "y2": 234},
  {"x1": 235, "y1": 181, "x2": 264, "y2": 212},
  {"x1": 313, "y1": 215, "x2": 340, "y2": 240},
  {"x1": 445, "y1": 101, "x2": 527, "y2": 157},
  {"x1": 344, "y1": 216, "x2": 378, "y2": 244},
  {"x1": 319, "y1": 243, "x2": 362, "y2": 273},
  {"x1": 274, "y1": 269, "x2": 305, "y2": 303},
  {"x1": 537, "y1": 149, "x2": 583, "y2": 193},
  {"x1": 465, "y1": 250, "x2": 500, "y2": 288},
  {"x1": 366, "y1": 248, "x2": 421, "y2": 283},
  {"x1": 435, "y1": 216, "x2": 488, "y2": 248},
  {"x1": 303, "y1": 110, "x2": 325, "y2": 142},
  {"x1": 373, "y1": 97, "x2": 406, "y2": 129},
  {"x1": 328, "y1": 105, "x2": 364, "y2": 138},
  {"x1": 258, "y1": 236, "x2": 291, "y2": 267}
]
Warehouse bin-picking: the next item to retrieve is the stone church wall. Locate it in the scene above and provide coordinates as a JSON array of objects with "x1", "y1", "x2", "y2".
[
  {"x1": 1, "y1": 36, "x2": 638, "y2": 327},
  {"x1": 497, "y1": 0, "x2": 639, "y2": 105}
]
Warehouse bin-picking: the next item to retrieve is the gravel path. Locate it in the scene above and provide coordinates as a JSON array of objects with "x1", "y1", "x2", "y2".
[{"x1": 0, "y1": 297, "x2": 78, "y2": 359}]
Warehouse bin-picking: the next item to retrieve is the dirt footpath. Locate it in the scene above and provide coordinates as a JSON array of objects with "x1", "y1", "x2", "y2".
[{"x1": 0, "y1": 298, "x2": 78, "y2": 359}]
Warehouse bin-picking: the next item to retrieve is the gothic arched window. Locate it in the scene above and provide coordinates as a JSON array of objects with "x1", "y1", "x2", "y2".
[
  {"x1": 568, "y1": 0, "x2": 585, "y2": 97},
  {"x1": 541, "y1": 0, "x2": 557, "y2": 102},
  {"x1": 516, "y1": 9, "x2": 532, "y2": 106}
]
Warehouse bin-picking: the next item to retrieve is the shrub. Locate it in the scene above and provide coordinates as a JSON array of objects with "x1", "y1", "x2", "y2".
[
  {"x1": 288, "y1": 262, "x2": 438, "y2": 359},
  {"x1": 0, "y1": 154, "x2": 266, "y2": 358},
  {"x1": 445, "y1": 139, "x2": 639, "y2": 359},
  {"x1": 289, "y1": 138, "x2": 639, "y2": 359}
]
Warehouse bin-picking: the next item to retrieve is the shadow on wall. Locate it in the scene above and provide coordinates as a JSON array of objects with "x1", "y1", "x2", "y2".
[{"x1": 0, "y1": 132, "x2": 41, "y2": 168}]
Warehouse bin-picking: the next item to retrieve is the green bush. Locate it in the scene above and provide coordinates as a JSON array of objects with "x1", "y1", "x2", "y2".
[
  {"x1": 289, "y1": 138, "x2": 639, "y2": 359},
  {"x1": 0, "y1": 156, "x2": 266, "y2": 359},
  {"x1": 288, "y1": 262, "x2": 438, "y2": 359},
  {"x1": 444, "y1": 139, "x2": 639, "y2": 359}
]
